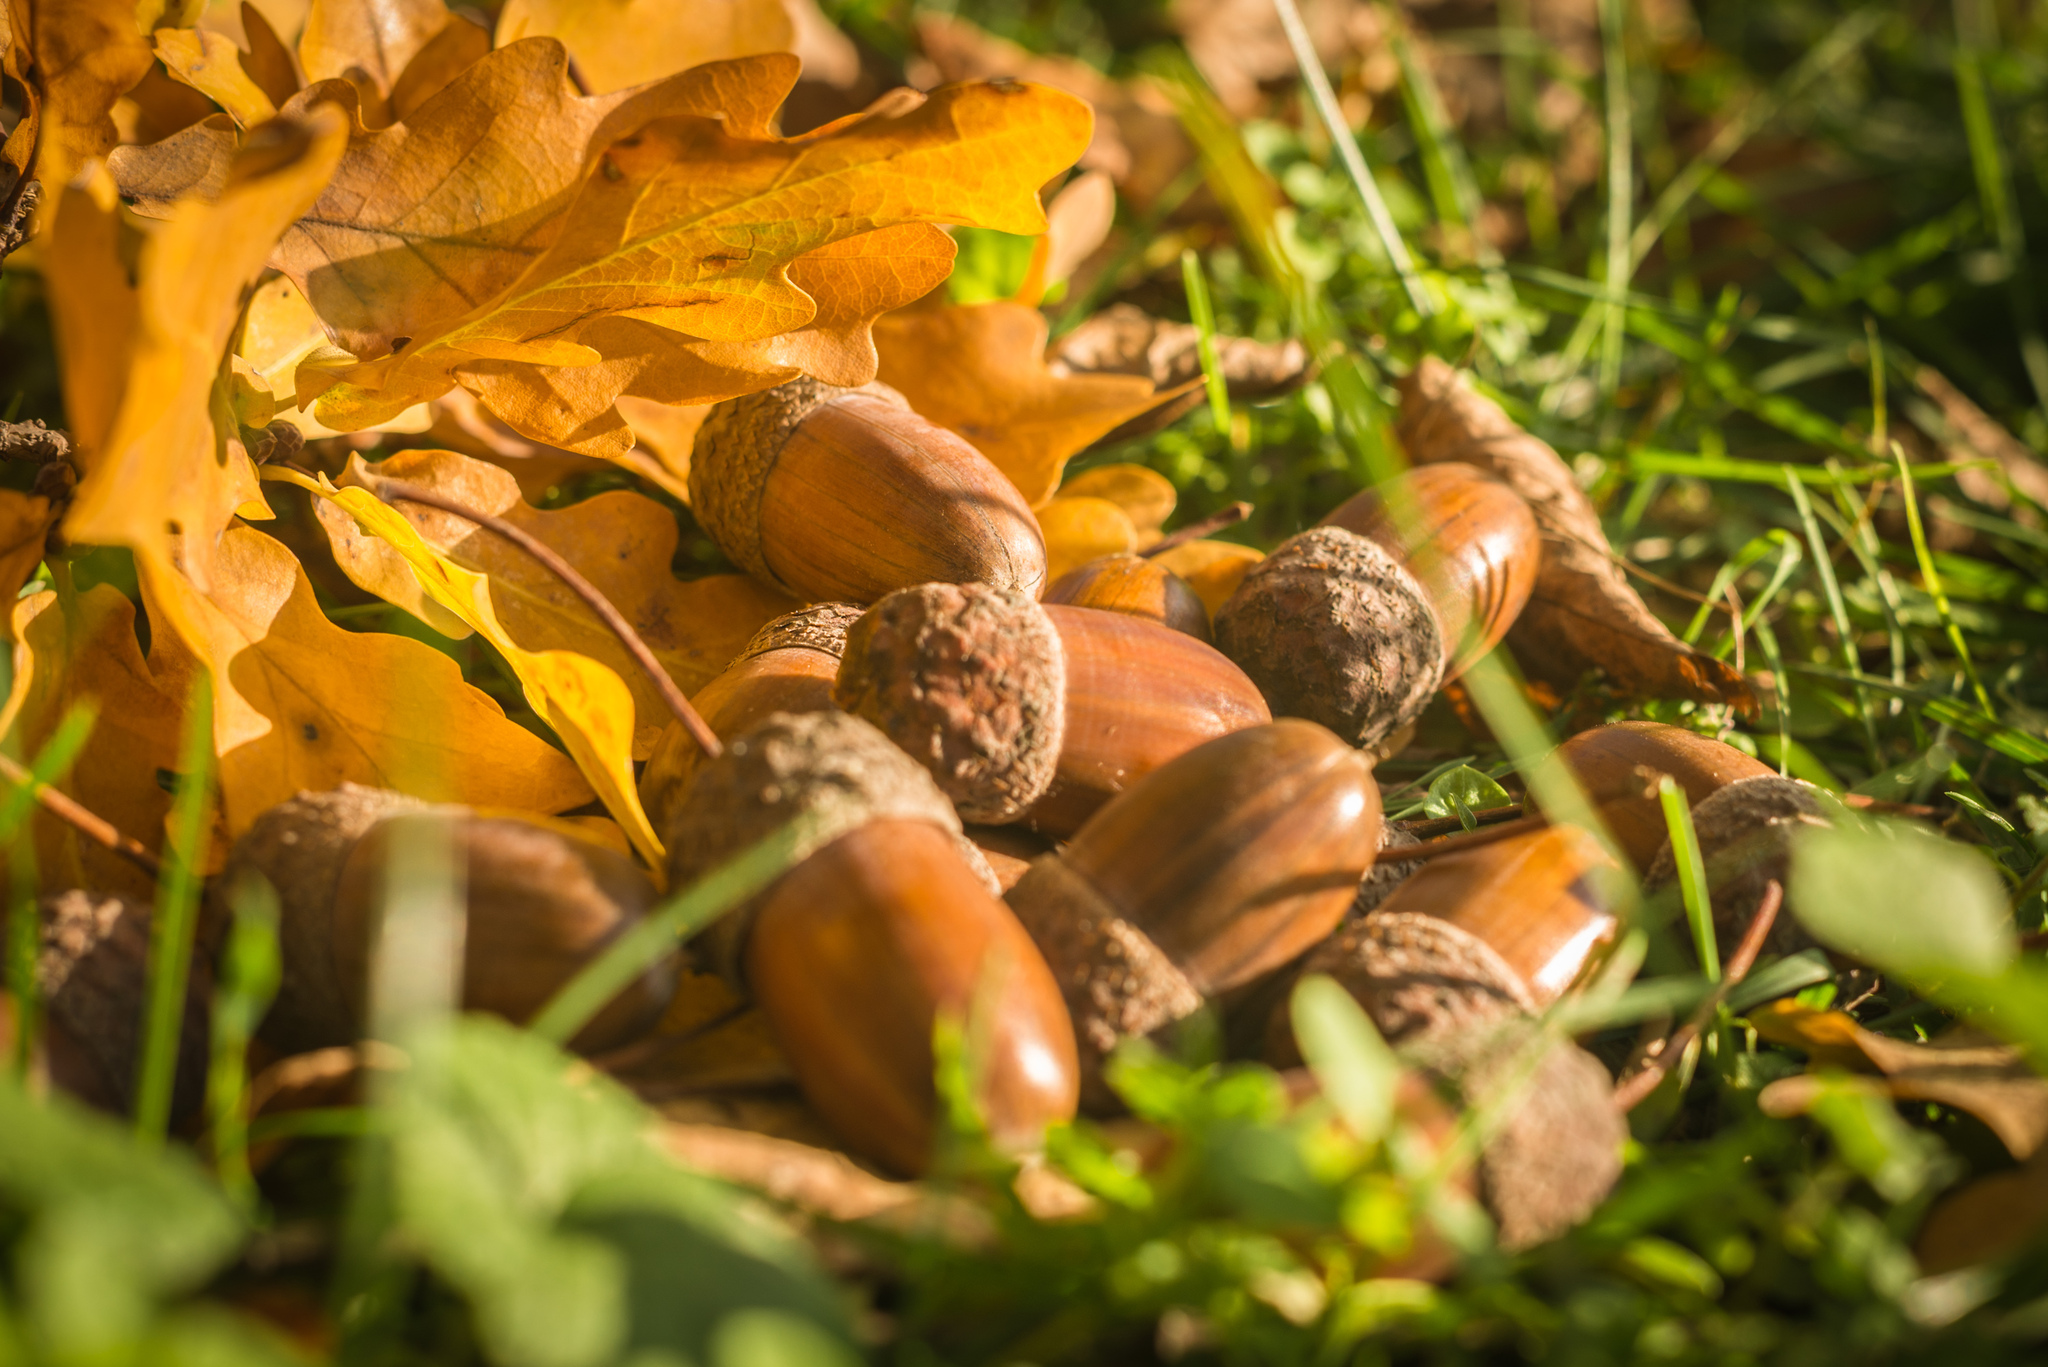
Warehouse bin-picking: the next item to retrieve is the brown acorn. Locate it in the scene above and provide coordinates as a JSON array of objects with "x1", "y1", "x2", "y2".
[
  {"x1": 691, "y1": 378, "x2": 1048, "y2": 602},
  {"x1": 665, "y1": 710, "x2": 1079, "y2": 1175},
  {"x1": 963, "y1": 823, "x2": 1053, "y2": 894},
  {"x1": 1549, "y1": 721, "x2": 1773, "y2": 872},
  {"x1": 1320, "y1": 464, "x2": 1540, "y2": 679},
  {"x1": 1006, "y1": 720, "x2": 1381, "y2": 1103},
  {"x1": 1644, "y1": 774, "x2": 1828, "y2": 960},
  {"x1": 834, "y1": 583, "x2": 1270, "y2": 832},
  {"x1": 1212, "y1": 526, "x2": 1444, "y2": 751},
  {"x1": 1370, "y1": 824, "x2": 1619, "y2": 1006},
  {"x1": 639, "y1": 601, "x2": 863, "y2": 836},
  {"x1": 1043, "y1": 553, "x2": 1212, "y2": 642},
  {"x1": 225, "y1": 786, "x2": 675, "y2": 1055}
]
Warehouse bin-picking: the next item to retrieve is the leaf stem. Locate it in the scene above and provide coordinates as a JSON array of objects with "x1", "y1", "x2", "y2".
[
  {"x1": 1140, "y1": 501, "x2": 1252, "y2": 558},
  {"x1": 0, "y1": 749, "x2": 161, "y2": 878}
]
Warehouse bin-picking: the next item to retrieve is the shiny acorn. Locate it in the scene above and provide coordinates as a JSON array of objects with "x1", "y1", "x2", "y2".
[
  {"x1": 1548, "y1": 720, "x2": 1774, "y2": 872},
  {"x1": 1005, "y1": 720, "x2": 1381, "y2": 1104},
  {"x1": 691, "y1": 378, "x2": 1048, "y2": 603},
  {"x1": 639, "y1": 601, "x2": 864, "y2": 837},
  {"x1": 226, "y1": 785, "x2": 675, "y2": 1056},
  {"x1": 665, "y1": 710, "x2": 1078, "y2": 1175},
  {"x1": 1043, "y1": 553, "x2": 1212, "y2": 642},
  {"x1": 834, "y1": 582, "x2": 1270, "y2": 832}
]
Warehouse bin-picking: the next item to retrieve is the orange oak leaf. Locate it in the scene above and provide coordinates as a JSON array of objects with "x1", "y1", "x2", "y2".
[
  {"x1": 298, "y1": 0, "x2": 488, "y2": 126},
  {"x1": 25, "y1": 0, "x2": 154, "y2": 205},
  {"x1": 873, "y1": 300, "x2": 1166, "y2": 506},
  {"x1": 307, "y1": 448, "x2": 797, "y2": 756},
  {"x1": 0, "y1": 492, "x2": 54, "y2": 629},
  {"x1": 155, "y1": 27, "x2": 277, "y2": 127},
  {"x1": 139, "y1": 523, "x2": 592, "y2": 837},
  {"x1": 63, "y1": 110, "x2": 348, "y2": 632},
  {"x1": 494, "y1": 0, "x2": 793, "y2": 96},
  {"x1": 1153, "y1": 539, "x2": 1263, "y2": 618},
  {"x1": 1399, "y1": 356, "x2": 1756, "y2": 712},
  {"x1": 7, "y1": 584, "x2": 184, "y2": 904},
  {"x1": 1035, "y1": 496, "x2": 1137, "y2": 585},
  {"x1": 1, "y1": 0, "x2": 39, "y2": 226},
  {"x1": 296, "y1": 61, "x2": 1091, "y2": 455},
  {"x1": 41, "y1": 167, "x2": 136, "y2": 458},
  {"x1": 1056, "y1": 463, "x2": 1177, "y2": 547}
]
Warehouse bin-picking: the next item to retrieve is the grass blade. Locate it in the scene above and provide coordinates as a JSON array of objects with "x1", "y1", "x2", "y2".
[
  {"x1": 1658, "y1": 776, "x2": 1720, "y2": 981},
  {"x1": 1786, "y1": 468, "x2": 1881, "y2": 770},
  {"x1": 136, "y1": 673, "x2": 214, "y2": 1142},
  {"x1": 1179, "y1": 249, "x2": 1233, "y2": 432},
  {"x1": 1597, "y1": 0, "x2": 1632, "y2": 397},
  {"x1": 208, "y1": 870, "x2": 282, "y2": 1216},
  {"x1": 1893, "y1": 443, "x2": 1993, "y2": 716}
]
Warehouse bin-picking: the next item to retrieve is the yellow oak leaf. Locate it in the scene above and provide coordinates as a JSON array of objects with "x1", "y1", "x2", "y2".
[
  {"x1": 155, "y1": 27, "x2": 277, "y2": 126},
  {"x1": 139, "y1": 522, "x2": 592, "y2": 838},
  {"x1": 26, "y1": 0, "x2": 154, "y2": 208},
  {"x1": 236, "y1": 275, "x2": 434, "y2": 439},
  {"x1": 7, "y1": 584, "x2": 185, "y2": 904},
  {"x1": 303, "y1": 448, "x2": 795, "y2": 755},
  {"x1": 267, "y1": 466, "x2": 666, "y2": 865},
  {"x1": 872, "y1": 301, "x2": 1165, "y2": 506},
  {"x1": 1036, "y1": 496, "x2": 1136, "y2": 586},
  {"x1": 0, "y1": 492, "x2": 54, "y2": 630},
  {"x1": 64, "y1": 109, "x2": 348, "y2": 631},
  {"x1": 300, "y1": 63, "x2": 1092, "y2": 452},
  {"x1": 1, "y1": 0, "x2": 38, "y2": 225},
  {"x1": 298, "y1": 0, "x2": 487, "y2": 126},
  {"x1": 41, "y1": 168, "x2": 135, "y2": 457},
  {"x1": 494, "y1": 0, "x2": 793, "y2": 96},
  {"x1": 1056, "y1": 463, "x2": 1177, "y2": 546}
]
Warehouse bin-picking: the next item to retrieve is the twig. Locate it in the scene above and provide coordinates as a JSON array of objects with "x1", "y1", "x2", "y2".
[
  {"x1": 1376, "y1": 811, "x2": 1549, "y2": 864},
  {"x1": 0, "y1": 419, "x2": 73, "y2": 465},
  {"x1": 1393, "y1": 802, "x2": 1527, "y2": 840},
  {"x1": 350, "y1": 471, "x2": 725, "y2": 762},
  {"x1": 1141, "y1": 501, "x2": 1253, "y2": 558},
  {"x1": 0, "y1": 751, "x2": 162, "y2": 878},
  {"x1": 1612, "y1": 879, "x2": 1782, "y2": 1112}
]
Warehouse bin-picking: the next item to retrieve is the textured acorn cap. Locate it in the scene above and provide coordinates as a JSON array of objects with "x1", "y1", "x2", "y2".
[
  {"x1": 1213, "y1": 526, "x2": 1445, "y2": 749},
  {"x1": 665, "y1": 710, "x2": 963, "y2": 983},
  {"x1": 1352, "y1": 824, "x2": 1422, "y2": 922},
  {"x1": 1006, "y1": 854, "x2": 1204, "y2": 1112},
  {"x1": 1646, "y1": 774, "x2": 1828, "y2": 960},
  {"x1": 834, "y1": 582, "x2": 1067, "y2": 824},
  {"x1": 1402, "y1": 1019, "x2": 1625, "y2": 1251},
  {"x1": 691, "y1": 378, "x2": 900, "y2": 591},
  {"x1": 732, "y1": 600, "x2": 865, "y2": 668},
  {"x1": 224, "y1": 784, "x2": 436, "y2": 1052},
  {"x1": 1269, "y1": 911, "x2": 1536, "y2": 1064}
]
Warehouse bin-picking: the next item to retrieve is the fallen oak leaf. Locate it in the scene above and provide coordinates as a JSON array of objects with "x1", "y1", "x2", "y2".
[
  {"x1": 63, "y1": 109, "x2": 349, "y2": 631},
  {"x1": 301, "y1": 67, "x2": 1093, "y2": 454},
  {"x1": 873, "y1": 300, "x2": 1168, "y2": 506},
  {"x1": 1152, "y1": 538, "x2": 1263, "y2": 618},
  {"x1": 0, "y1": 491, "x2": 55, "y2": 628},
  {"x1": 307, "y1": 448, "x2": 796, "y2": 754},
  {"x1": 299, "y1": 0, "x2": 488, "y2": 127},
  {"x1": 142, "y1": 521, "x2": 593, "y2": 838},
  {"x1": 1398, "y1": 357, "x2": 1756, "y2": 712},
  {"x1": 0, "y1": 0, "x2": 40, "y2": 235},
  {"x1": 1049, "y1": 301, "x2": 1313, "y2": 445},
  {"x1": 1055, "y1": 463, "x2": 1178, "y2": 547},
  {"x1": 1917, "y1": 1148, "x2": 2048, "y2": 1274},
  {"x1": 1753, "y1": 1001, "x2": 2048, "y2": 1160},
  {"x1": 494, "y1": 0, "x2": 794, "y2": 96},
  {"x1": 266, "y1": 465, "x2": 666, "y2": 866},
  {"x1": 1036, "y1": 496, "x2": 1137, "y2": 585},
  {"x1": 236, "y1": 275, "x2": 435, "y2": 441},
  {"x1": 25, "y1": 0, "x2": 154, "y2": 215},
  {"x1": 154, "y1": 27, "x2": 277, "y2": 127},
  {"x1": 40, "y1": 168, "x2": 136, "y2": 457}
]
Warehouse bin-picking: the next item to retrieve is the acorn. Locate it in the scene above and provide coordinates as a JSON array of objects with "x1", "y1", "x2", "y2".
[
  {"x1": 665, "y1": 710, "x2": 1078, "y2": 1175},
  {"x1": 1548, "y1": 721, "x2": 1774, "y2": 872},
  {"x1": 639, "y1": 601, "x2": 864, "y2": 837},
  {"x1": 1043, "y1": 553, "x2": 1212, "y2": 642},
  {"x1": 1370, "y1": 824, "x2": 1619, "y2": 1006},
  {"x1": 1212, "y1": 526, "x2": 1444, "y2": 752},
  {"x1": 690, "y1": 378, "x2": 1048, "y2": 603},
  {"x1": 1643, "y1": 774, "x2": 1828, "y2": 960},
  {"x1": 1005, "y1": 720, "x2": 1381, "y2": 1104},
  {"x1": 225, "y1": 786, "x2": 675, "y2": 1055},
  {"x1": 963, "y1": 823, "x2": 1053, "y2": 894},
  {"x1": 1319, "y1": 464, "x2": 1540, "y2": 679},
  {"x1": 833, "y1": 583, "x2": 1270, "y2": 833}
]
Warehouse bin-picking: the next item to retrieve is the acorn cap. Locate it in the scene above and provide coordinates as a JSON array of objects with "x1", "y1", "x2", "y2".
[
  {"x1": 732, "y1": 600, "x2": 865, "y2": 668},
  {"x1": 665, "y1": 710, "x2": 963, "y2": 983},
  {"x1": 224, "y1": 783, "x2": 436, "y2": 1052},
  {"x1": 834, "y1": 582, "x2": 1067, "y2": 824},
  {"x1": 1006, "y1": 854, "x2": 1204, "y2": 1112},
  {"x1": 1273, "y1": 911, "x2": 1536, "y2": 1061},
  {"x1": 1402, "y1": 1019, "x2": 1625, "y2": 1251},
  {"x1": 1213, "y1": 526, "x2": 1445, "y2": 749},
  {"x1": 1646, "y1": 774, "x2": 1827, "y2": 960},
  {"x1": 1352, "y1": 824, "x2": 1422, "y2": 922},
  {"x1": 692, "y1": 378, "x2": 894, "y2": 591}
]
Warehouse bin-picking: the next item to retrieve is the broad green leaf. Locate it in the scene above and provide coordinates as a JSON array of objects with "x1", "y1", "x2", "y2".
[
  {"x1": 1289, "y1": 974, "x2": 1400, "y2": 1145},
  {"x1": 1790, "y1": 817, "x2": 2015, "y2": 981},
  {"x1": 1421, "y1": 764, "x2": 1513, "y2": 824}
]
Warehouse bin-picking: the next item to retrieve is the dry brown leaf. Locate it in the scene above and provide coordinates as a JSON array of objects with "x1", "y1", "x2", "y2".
[
  {"x1": 155, "y1": 27, "x2": 278, "y2": 126},
  {"x1": 1, "y1": 0, "x2": 40, "y2": 229},
  {"x1": 1398, "y1": 357, "x2": 1755, "y2": 711},
  {"x1": 913, "y1": 12, "x2": 1189, "y2": 210},
  {"x1": 1031, "y1": 169, "x2": 1117, "y2": 301},
  {"x1": 28, "y1": 0, "x2": 154, "y2": 205},
  {"x1": 611, "y1": 396, "x2": 709, "y2": 500},
  {"x1": 1917, "y1": 1151, "x2": 2048, "y2": 1274},
  {"x1": 140, "y1": 522, "x2": 592, "y2": 836},
  {"x1": 0, "y1": 493, "x2": 53, "y2": 626},
  {"x1": 1916, "y1": 365, "x2": 2048, "y2": 516},
  {"x1": 494, "y1": 0, "x2": 794, "y2": 96},
  {"x1": 310, "y1": 447, "x2": 796, "y2": 755},
  {"x1": 1049, "y1": 301, "x2": 1313, "y2": 445},
  {"x1": 1753, "y1": 1002, "x2": 2048, "y2": 1160},
  {"x1": 873, "y1": 301, "x2": 1164, "y2": 506},
  {"x1": 417, "y1": 386, "x2": 620, "y2": 498},
  {"x1": 9, "y1": 584, "x2": 184, "y2": 903},
  {"x1": 293, "y1": 64, "x2": 1089, "y2": 458},
  {"x1": 236, "y1": 1, "x2": 303, "y2": 110}
]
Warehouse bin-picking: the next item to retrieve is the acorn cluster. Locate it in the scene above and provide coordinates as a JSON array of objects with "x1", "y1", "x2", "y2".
[{"x1": 31, "y1": 377, "x2": 1821, "y2": 1260}]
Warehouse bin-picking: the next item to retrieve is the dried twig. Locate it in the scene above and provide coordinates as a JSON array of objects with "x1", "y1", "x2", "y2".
[
  {"x1": 0, "y1": 751, "x2": 163, "y2": 879},
  {"x1": 1393, "y1": 803, "x2": 1527, "y2": 841},
  {"x1": 1376, "y1": 811, "x2": 1550, "y2": 864},
  {"x1": 1141, "y1": 501, "x2": 1252, "y2": 557},
  {"x1": 0, "y1": 419, "x2": 73, "y2": 466},
  {"x1": 1612, "y1": 879, "x2": 1782, "y2": 1112}
]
